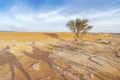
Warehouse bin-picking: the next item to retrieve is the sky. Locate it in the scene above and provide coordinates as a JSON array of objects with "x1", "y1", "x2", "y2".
[{"x1": 0, "y1": 0, "x2": 120, "y2": 32}]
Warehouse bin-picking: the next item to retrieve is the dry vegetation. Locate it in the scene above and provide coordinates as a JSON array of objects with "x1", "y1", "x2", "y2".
[{"x1": 0, "y1": 32, "x2": 120, "y2": 80}]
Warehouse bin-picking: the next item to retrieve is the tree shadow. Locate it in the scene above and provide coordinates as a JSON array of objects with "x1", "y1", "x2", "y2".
[
  {"x1": 0, "y1": 46, "x2": 31, "y2": 80},
  {"x1": 22, "y1": 46, "x2": 53, "y2": 65},
  {"x1": 43, "y1": 33, "x2": 59, "y2": 39},
  {"x1": 22, "y1": 46, "x2": 67, "y2": 79}
]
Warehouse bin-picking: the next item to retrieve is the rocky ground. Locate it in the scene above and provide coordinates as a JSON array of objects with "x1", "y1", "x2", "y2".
[{"x1": 0, "y1": 33, "x2": 120, "y2": 80}]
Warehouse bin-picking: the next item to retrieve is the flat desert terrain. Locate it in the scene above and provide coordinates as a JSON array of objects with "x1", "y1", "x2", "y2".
[{"x1": 0, "y1": 32, "x2": 120, "y2": 80}]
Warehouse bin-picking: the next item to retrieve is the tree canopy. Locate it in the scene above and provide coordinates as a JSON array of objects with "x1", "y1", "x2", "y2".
[{"x1": 67, "y1": 18, "x2": 93, "y2": 41}]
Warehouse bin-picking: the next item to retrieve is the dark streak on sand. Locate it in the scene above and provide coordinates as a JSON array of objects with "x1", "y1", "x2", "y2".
[{"x1": 0, "y1": 46, "x2": 32, "y2": 80}]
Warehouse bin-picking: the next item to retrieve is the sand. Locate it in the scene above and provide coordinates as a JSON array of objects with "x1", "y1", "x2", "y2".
[{"x1": 0, "y1": 32, "x2": 120, "y2": 80}]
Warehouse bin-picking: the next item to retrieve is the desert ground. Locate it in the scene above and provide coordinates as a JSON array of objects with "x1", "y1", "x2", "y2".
[{"x1": 0, "y1": 32, "x2": 120, "y2": 80}]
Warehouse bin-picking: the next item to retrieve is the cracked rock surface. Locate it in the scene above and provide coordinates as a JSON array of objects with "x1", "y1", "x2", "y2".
[{"x1": 0, "y1": 33, "x2": 120, "y2": 80}]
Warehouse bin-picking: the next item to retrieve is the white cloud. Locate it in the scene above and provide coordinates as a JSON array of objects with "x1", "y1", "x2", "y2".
[{"x1": 0, "y1": 5, "x2": 120, "y2": 32}]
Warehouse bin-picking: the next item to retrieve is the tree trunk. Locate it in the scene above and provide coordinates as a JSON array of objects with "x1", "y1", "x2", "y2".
[{"x1": 75, "y1": 33, "x2": 79, "y2": 41}]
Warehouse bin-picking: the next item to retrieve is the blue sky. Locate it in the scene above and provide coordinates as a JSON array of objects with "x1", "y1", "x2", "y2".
[{"x1": 0, "y1": 0, "x2": 120, "y2": 32}]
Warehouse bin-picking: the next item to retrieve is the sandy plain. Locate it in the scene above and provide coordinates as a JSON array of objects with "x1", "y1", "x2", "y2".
[{"x1": 0, "y1": 32, "x2": 120, "y2": 80}]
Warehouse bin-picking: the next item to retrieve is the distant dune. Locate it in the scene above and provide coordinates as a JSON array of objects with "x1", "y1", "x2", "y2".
[
  {"x1": 0, "y1": 32, "x2": 74, "y2": 41},
  {"x1": 0, "y1": 32, "x2": 118, "y2": 41}
]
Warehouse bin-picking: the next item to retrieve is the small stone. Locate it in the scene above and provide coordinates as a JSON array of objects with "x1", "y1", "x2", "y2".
[
  {"x1": 98, "y1": 40, "x2": 111, "y2": 44},
  {"x1": 31, "y1": 63, "x2": 40, "y2": 71},
  {"x1": 47, "y1": 76, "x2": 50, "y2": 79}
]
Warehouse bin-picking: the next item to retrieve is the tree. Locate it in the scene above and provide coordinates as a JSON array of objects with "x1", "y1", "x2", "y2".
[{"x1": 66, "y1": 18, "x2": 93, "y2": 41}]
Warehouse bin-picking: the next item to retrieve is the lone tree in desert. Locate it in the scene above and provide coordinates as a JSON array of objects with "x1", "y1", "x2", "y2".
[{"x1": 66, "y1": 18, "x2": 93, "y2": 41}]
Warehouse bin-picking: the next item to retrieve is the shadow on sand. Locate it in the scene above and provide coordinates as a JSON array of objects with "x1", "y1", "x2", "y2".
[
  {"x1": 0, "y1": 46, "x2": 31, "y2": 80},
  {"x1": 43, "y1": 33, "x2": 59, "y2": 39},
  {"x1": 22, "y1": 46, "x2": 52, "y2": 65},
  {"x1": 22, "y1": 46, "x2": 66, "y2": 80}
]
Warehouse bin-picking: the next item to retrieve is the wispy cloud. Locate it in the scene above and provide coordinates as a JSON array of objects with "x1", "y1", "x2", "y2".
[{"x1": 0, "y1": 4, "x2": 120, "y2": 32}]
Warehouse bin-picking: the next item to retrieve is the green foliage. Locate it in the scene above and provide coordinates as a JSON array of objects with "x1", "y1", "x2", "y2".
[{"x1": 66, "y1": 18, "x2": 93, "y2": 41}]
